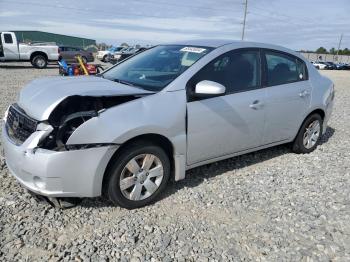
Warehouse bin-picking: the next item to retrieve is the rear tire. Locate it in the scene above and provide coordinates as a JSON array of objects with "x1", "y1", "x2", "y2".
[
  {"x1": 105, "y1": 141, "x2": 170, "y2": 209},
  {"x1": 292, "y1": 114, "x2": 323, "y2": 154},
  {"x1": 31, "y1": 55, "x2": 47, "y2": 69}
]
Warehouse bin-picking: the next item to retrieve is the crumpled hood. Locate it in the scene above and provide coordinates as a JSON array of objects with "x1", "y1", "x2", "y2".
[{"x1": 18, "y1": 76, "x2": 153, "y2": 120}]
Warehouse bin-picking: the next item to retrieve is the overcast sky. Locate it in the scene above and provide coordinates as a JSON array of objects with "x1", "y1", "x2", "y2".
[{"x1": 0, "y1": 0, "x2": 349, "y2": 50}]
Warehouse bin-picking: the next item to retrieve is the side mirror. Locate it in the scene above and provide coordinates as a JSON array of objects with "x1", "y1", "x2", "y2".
[{"x1": 194, "y1": 80, "x2": 226, "y2": 97}]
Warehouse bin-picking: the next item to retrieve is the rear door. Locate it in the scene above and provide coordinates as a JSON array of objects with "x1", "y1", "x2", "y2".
[
  {"x1": 186, "y1": 49, "x2": 266, "y2": 165},
  {"x1": 262, "y1": 50, "x2": 311, "y2": 144},
  {"x1": 1, "y1": 32, "x2": 19, "y2": 60}
]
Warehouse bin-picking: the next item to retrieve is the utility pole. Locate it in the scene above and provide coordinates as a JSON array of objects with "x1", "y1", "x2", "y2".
[
  {"x1": 336, "y1": 33, "x2": 343, "y2": 62},
  {"x1": 241, "y1": 0, "x2": 248, "y2": 40}
]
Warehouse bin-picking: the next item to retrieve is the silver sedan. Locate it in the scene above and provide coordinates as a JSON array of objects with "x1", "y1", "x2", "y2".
[{"x1": 2, "y1": 40, "x2": 334, "y2": 208}]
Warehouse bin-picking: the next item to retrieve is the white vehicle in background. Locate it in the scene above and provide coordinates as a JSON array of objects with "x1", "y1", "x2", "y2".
[
  {"x1": 96, "y1": 46, "x2": 125, "y2": 62},
  {"x1": 312, "y1": 61, "x2": 327, "y2": 70},
  {"x1": 0, "y1": 31, "x2": 59, "y2": 68}
]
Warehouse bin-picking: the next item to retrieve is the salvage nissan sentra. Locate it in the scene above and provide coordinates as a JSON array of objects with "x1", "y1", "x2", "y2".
[{"x1": 1, "y1": 40, "x2": 334, "y2": 209}]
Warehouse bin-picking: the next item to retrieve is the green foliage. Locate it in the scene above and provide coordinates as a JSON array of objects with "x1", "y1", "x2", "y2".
[
  {"x1": 316, "y1": 47, "x2": 328, "y2": 54},
  {"x1": 329, "y1": 47, "x2": 336, "y2": 55},
  {"x1": 342, "y1": 48, "x2": 350, "y2": 55},
  {"x1": 313, "y1": 47, "x2": 350, "y2": 55}
]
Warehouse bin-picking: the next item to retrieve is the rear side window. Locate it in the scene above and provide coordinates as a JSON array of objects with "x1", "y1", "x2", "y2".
[
  {"x1": 188, "y1": 49, "x2": 261, "y2": 95},
  {"x1": 4, "y1": 34, "x2": 13, "y2": 44},
  {"x1": 265, "y1": 51, "x2": 307, "y2": 86},
  {"x1": 296, "y1": 59, "x2": 307, "y2": 80}
]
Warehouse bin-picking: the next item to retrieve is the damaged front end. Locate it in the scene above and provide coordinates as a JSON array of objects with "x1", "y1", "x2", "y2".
[
  {"x1": 1, "y1": 76, "x2": 157, "y2": 198},
  {"x1": 38, "y1": 95, "x2": 141, "y2": 151},
  {"x1": 7, "y1": 94, "x2": 144, "y2": 151},
  {"x1": 2, "y1": 93, "x2": 149, "y2": 198}
]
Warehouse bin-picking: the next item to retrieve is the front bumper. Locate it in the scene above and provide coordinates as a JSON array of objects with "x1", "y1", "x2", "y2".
[{"x1": 1, "y1": 122, "x2": 117, "y2": 197}]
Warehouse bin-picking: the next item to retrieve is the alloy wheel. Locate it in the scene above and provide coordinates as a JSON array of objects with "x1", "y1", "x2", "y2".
[
  {"x1": 119, "y1": 154, "x2": 164, "y2": 201},
  {"x1": 303, "y1": 120, "x2": 321, "y2": 149}
]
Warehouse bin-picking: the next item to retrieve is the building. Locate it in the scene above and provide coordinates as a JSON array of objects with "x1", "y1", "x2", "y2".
[
  {"x1": 299, "y1": 52, "x2": 350, "y2": 63},
  {"x1": 11, "y1": 30, "x2": 97, "y2": 50}
]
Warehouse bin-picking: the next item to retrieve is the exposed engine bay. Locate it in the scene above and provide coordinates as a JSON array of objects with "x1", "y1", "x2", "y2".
[
  {"x1": 39, "y1": 95, "x2": 145, "y2": 150},
  {"x1": 13, "y1": 95, "x2": 145, "y2": 151}
]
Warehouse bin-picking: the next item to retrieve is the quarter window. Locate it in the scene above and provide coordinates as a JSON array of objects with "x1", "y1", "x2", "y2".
[
  {"x1": 188, "y1": 49, "x2": 261, "y2": 95},
  {"x1": 265, "y1": 51, "x2": 307, "y2": 86},
  {"x1": 4, "y1": 34, "x2": 13, "y2": 44}
]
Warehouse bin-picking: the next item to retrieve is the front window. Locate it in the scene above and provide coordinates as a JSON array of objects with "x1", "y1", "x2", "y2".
[
  {"x1": 188, "y1": 49, "x2": 261, "y2": 96},
  {"x1": 4, "y1": 34, "x2": 13, "y2": 44},
  {"x1": 103, "y1": 45, "x2": 213, "y2": 91}
]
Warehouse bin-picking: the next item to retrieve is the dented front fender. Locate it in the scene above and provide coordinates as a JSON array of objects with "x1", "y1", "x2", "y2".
[{"x1": 66, "y1": 90, "x2": 187, "y2": 156}]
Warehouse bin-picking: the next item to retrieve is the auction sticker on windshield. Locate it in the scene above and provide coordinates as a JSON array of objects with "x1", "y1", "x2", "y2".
[{"x1": 180, "y1": 47, "x2": 207, "y2": 53}]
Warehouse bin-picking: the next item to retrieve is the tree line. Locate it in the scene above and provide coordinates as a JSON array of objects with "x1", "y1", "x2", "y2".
[{"x1": 300, "y1": 47, "x2": 350, "y2": 55}]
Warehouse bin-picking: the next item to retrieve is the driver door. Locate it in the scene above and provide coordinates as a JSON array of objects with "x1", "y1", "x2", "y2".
[
  {"x1": 1, "y1": 32, "x2": 19, "y2": 60},
  {"x1": 186, "y1": 49, "x2": 266, "y2": 165}
]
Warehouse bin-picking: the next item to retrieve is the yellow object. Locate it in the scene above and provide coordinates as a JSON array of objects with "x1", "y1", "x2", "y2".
[{"x1": 76, "y1": 56, "x2": 89, "y2": 75}]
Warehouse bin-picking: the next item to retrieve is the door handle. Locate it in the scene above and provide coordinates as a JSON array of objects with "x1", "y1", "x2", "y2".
[
  {"x1": 249, "y1": 100, "x2": 263, "y2": 110},
  {"x1": 299, "y1": 90, "x2": 310, "y2": 97}
]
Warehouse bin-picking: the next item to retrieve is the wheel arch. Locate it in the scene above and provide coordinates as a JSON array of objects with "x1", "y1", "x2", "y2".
[
  {"x1": 101, "y1": 133, "x2": 175, "y2": 195},
  {"x1": 293, "y1": 108, "x2": 325, "y2": 141},
  {"x1": 308, "y1": 108, "x2": 325, "y2": 120},
  {"x1": 30, "y1": 51, "x2": 48, "y2": 61}
]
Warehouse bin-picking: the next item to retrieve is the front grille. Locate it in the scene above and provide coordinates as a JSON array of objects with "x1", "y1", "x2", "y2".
[{"x1": 5, "y1": 104, "x2": 38, "y2": 144}]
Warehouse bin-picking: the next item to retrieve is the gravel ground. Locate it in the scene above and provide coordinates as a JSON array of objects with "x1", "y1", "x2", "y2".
[{"x1": 0, "y1": 62, "x2": 349, "y2": 261}]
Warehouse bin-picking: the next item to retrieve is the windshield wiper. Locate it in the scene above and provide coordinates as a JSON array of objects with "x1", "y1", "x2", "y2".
[{"x1": 113, "y1": 78, "x2": 137, "y2": 87}]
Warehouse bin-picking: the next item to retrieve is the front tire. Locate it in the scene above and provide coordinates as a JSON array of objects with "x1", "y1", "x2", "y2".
[
  {"x1": 292, "y1": 114, "x2": 323, "y2": 154},
  {"x1": 31, "y1": 55, "x2": 48, "y2": 69},
  {"x1": 103, "y1": 54, "x2": 111, "y2": 63},
  {"x1": 105, "y1": 141, "x2": 170, "y2": 209}
]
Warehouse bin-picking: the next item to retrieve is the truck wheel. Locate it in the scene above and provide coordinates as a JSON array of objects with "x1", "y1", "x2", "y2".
[
  {"x1": 31, "y1": 55, "x2": 48, "y2": 69},
  {"x1": 104, "y1": 141, "x2": 170, "y2": 209},
  {"x1": 103, "y1": 54, "x2": 111, "y2": 63}
]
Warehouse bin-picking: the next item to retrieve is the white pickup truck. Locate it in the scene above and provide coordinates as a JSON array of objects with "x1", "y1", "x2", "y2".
[{"x1": 0, "y1": 31, "x2": 59, "y2": 68}]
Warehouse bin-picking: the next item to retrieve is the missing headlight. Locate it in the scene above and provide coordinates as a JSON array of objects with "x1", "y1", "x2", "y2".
[
  {"x1": 38, "y1": 95, "x2": 142, "y2": 151},
  {"x1": 56, "y1": 110, "x2": 97, "y2": 148},
  {"x1": 39, "y1": 110, "x2": 98, "y2": 151}
]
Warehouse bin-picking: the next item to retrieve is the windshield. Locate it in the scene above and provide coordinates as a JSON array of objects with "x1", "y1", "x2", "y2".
[
  {"x1": 102, "y1": 45, "x2": 213, "y2": 91},
  {"x1": 108, "y1": 47, "x2": 122, "y2": 52}
]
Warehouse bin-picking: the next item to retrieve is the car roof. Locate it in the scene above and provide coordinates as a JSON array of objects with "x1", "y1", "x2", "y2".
[
  {"x1": 166, "y1": 39, "x2": 302, "y2": 58},
  {"x1": 169, "y1": 39, "x2": 287, "y2": 49}
]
